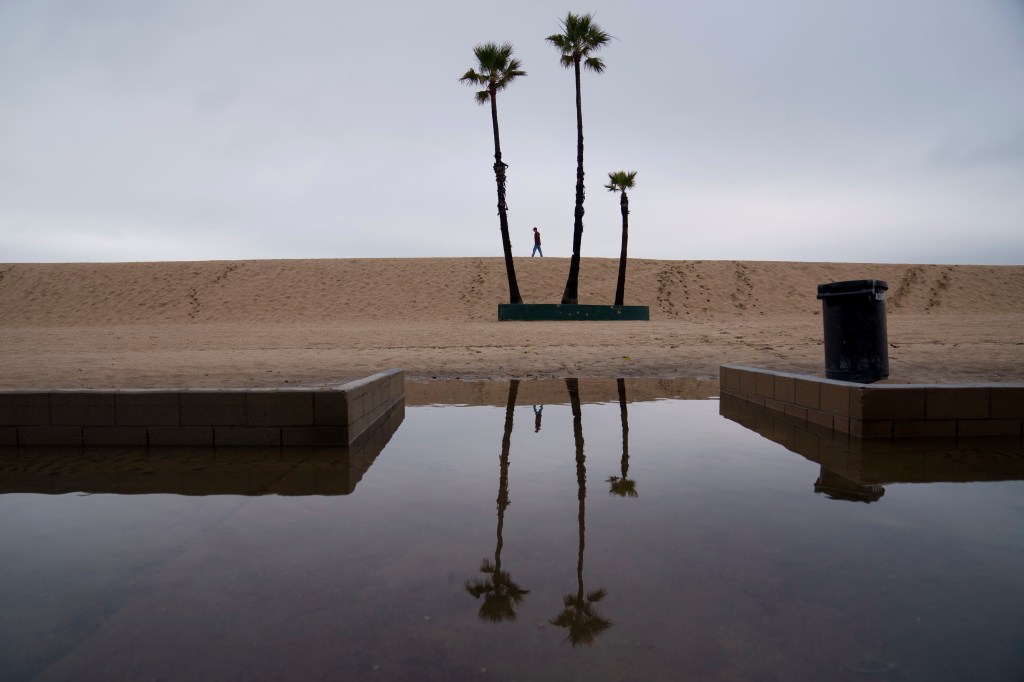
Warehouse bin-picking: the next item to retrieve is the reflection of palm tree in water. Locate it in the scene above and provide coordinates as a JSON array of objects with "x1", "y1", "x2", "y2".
[
  {"x1": 533, "y1": 404, "x2": 543, "y2": 432},
  {"x1": 607, "y1": 378, "x2": 637, "y2": 498},
  {"x1": 550, "y1": 378, "x2": 612, "y2": 646},
  {"x1": 466, "y1": 380, "x2": 529, "y2": 622}
]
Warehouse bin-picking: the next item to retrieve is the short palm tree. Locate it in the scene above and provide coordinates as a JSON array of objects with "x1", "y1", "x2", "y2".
[
  {"x1": 605, "y1": 171, "x2": 637, "y2": 306},
  {"x1": 546, "y1": 13, "x2": 612, "y2": 305},
  {"x1": 461, "y1": 43, "x2": 526, "y2": 305},
  {"x1": 607, "y1": 378, "x2": 638, "y2": 497}
]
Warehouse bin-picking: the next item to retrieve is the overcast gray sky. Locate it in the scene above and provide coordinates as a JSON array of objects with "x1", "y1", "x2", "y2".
[{"x1": 2, "y1": 0, "x2": 1022, "y2": 264}]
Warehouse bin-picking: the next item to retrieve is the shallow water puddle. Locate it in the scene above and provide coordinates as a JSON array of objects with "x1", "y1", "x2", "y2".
[{"x1": 1, "y1": 379, "x2": 1022, "y2": 681}]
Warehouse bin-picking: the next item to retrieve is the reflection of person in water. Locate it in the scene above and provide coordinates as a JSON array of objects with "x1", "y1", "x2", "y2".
[{"x1": 533, "y1": 405, "x2": 543, "y2": 432}]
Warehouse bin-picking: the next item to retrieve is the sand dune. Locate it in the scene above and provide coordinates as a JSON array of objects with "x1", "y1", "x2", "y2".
[
  {"x1": 2, "y1": 258, "x2": 1022, "y2": 325},
  {"x1": 1, "y1": 258, "x2": 1021, "y2": 388}
]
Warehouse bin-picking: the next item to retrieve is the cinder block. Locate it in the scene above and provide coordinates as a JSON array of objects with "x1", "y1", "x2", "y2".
[
  {"x1": 282, "y1": 427, "x2": 349, "y2": 446},
  {"x1": 794, "y1": 379, "x2": 821, "y2": 410},
  {"x1": 0, "y1": 393, "x2": 50, "y2": 426},
  {"x1": 149, "y1": 427, "x2": 214, "y2": 447},
  {"x1": 860, "y1": 388, "x2": 926, "y2": 421},
  {"x1": 116, "y1": 393, "x2": 180, "y2": 426},
  {"x1": 820, "y1": 383, "x2": 852, "y2": 417},
  {"x1": 893, "y1": 419, "x2": 956, "y2": 438},
  {"x1": 0, "y1": 427, "x2": 16, "y2": 445},
  {"x1": 84, "y1": 427, "x2": 149, "y2": 446},
  {"x1": 774, "y1": 376, "x2": 796, "y2": 404},
  {"x1": 181, "y1": 393, "x2": 246, "y2": 426},
  {"x1": 783, "y1": 403, "x2": 807, "y2": 423},
  {"x1": 738, "y1": 370, "x2": 757, "y2": 394},
  {"x1": 315, "y1": 392, "x2": 348, "y2": 426},
  {"x1": 755, "y1": 372, "x2": 774, "y2": 398},
  {"x1": 246, "y1": 393, "x2": 314, "y2": 426},
  {"x1": 957, "y1": 419, "x2": 1022, "y2": 437},
  {"x1": 19, "y1": 426, "x2": 83, "y2": 446},
  {"x1": 349, "y1": 415, "x2": 369, "y2": 441},
  {"x1": 834, "y1": 416, "x2": 851, "y2": 434},
  {"x1": 348, "y1": 393, "x2": 367, "y2": 426},
  {"x1": 216, "y1": 427, "x2": 282, "y2": 447},
  {"x1": 850, "y1": 420, "x2": 893, "y2": 439},
  {"x1": 807, "y1": 409, "x2": 834, "y2": 431},
  {"x1": 747, "y1": 394, "x2": 765, "y2": 408},
  {"x1": 764, "y1": 398, "x2": 785, "y2": 415},
  {"x1": 991, "y1": 387, "x2": 1024, "y2": 419},
  {"x1": 927, "y1": 388, "x2": 989, "y2": 420},
  {"x1": 51, "y1": 393, "x2": 116, "y2": 426},
  {"x1": 721, "y1": 366, "x2": 740, "y2": 389}
]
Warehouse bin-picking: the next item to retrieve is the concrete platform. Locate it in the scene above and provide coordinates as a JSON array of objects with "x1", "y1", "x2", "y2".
[
  {"x1": 720, "y1": 365, "x2": 1024, "y2": 440},
  {"x1": 0, "y1": 369, "x2": 404, "y2": 447}
]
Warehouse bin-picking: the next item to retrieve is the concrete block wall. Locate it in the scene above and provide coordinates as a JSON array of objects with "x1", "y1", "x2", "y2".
[
  {"x1": 0, "y1": 398, "x2": 406, "y2": 496},
  {"x1": 0, "y1": 369, "x2": 404, "y2": 447},
  {"x1": 720, "y1": 365, "x2": 1024, "y2": 439}
]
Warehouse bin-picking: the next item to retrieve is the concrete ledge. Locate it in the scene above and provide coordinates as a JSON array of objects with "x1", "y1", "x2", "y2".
[
  {"x1": 0, "y1": 401, "x2": 405, "y2": 496},
  {"x1": 0, "y1": 369, "x2": 405, "y2": 447},
  {"x1": 498, "y1": 303, "x2": 650, "y2": 321},
  {"x1": 721, "y1": 365, "x2": 1024, "y2": 440}
]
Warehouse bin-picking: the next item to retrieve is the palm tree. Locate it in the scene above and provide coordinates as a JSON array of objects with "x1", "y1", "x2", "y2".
[
  {"x1": 461, "y1": 43, "x2": 526, "y2": 305},
  {"x1": 466, "y1": 380, "x2": 529, "y2": 621},
  {"x1": 607, "y1": 378, "x2": 638, "y2": 498},
  {"x1": 546, "y1": 13, "x2": 612, "y2": 305},
  {"x1": 551, "y1": 378, "x2": 612, "y2": 645},
  {"x1": 605, "y1": 171, "x2": 637, "y2": 307}
]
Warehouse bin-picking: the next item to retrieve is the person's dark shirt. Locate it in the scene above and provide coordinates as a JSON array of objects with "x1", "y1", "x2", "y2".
[{"x1": 534, "y1": 230, "x2": 541, "y2": 245}]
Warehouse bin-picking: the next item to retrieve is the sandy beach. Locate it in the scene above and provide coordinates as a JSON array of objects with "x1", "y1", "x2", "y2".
[{"x1": 1, "y1": 257, "x2": 1021, "y2": 391}]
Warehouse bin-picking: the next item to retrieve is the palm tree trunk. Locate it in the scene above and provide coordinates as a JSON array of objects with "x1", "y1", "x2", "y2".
[
  {"x1": 617, "y1": 378, "x2": 629, "y2": 478},
  {"x1": 613, "y1": 192, "x2": 629, "y2": 306},
  {"x1": 561, "y1": 60, "x2": 586, "y2": 305},
  {"x1": 490, "y1": 91, "x2": 524, "y2": 305},
  {"x1": 495, "y1": 379, "x2": 518, "y2": 571},
  {"x1": 566, "y1": 378, "x2": 586, "y2": 601}
]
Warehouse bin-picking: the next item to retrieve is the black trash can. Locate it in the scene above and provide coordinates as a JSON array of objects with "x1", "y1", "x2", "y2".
[{"x1": 816, "y1": 279, "x2": 889, "y2": 383}]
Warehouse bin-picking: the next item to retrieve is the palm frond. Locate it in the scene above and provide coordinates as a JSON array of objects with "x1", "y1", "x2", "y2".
[
  {"x1": 546, "y1": 33, "x2": 570, "y2": 50},
  {"x1": 604, "y1": 170, "x2": 637, "y2": 192},
  {"x1": 547, "y1": 12, "x2": 613, "y2": 65},
  {"x1": 459, "y1": 68, "x2": 483, "y2": 85},
  {"x1": 474, "y1": 90, "x2": 490, "y2": 105},
  {"x1": 550, "y1": 592, "x2": 613, "y2": 646},
  {"x1": 584, "y1": 56, "x2": 606, "y2": 73},
  {"x1": 607, "y1": 475, "x2": 639, "y2": 496},
  {"x1": 463, "y1": 42, "x2": 525, "y2": 98}
]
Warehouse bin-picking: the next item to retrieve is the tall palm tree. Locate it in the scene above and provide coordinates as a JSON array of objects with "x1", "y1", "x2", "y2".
[
  {"x1": 466, "y1": 380, "x2": 529, "y2": 621},
  {"x1": 461, "y1": 43, "x2": 526, "y2": 305},
  {"x1": 546, "y1": 13, "x2": 612, "y2": 305},
  {"x1": 605, "y1": 171, "x2": 637, "y2": 307},
  {"x1": 607, "y1": 378, "x2": 638, "y2": 498},
  {"x1": 550, "y1": 378, "x2": 612, "y2": 645}
]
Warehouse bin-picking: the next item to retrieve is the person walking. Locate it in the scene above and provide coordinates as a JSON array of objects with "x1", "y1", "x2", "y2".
[{"x1": 531, "y1": 227, "x2": 543, "y2": 257}]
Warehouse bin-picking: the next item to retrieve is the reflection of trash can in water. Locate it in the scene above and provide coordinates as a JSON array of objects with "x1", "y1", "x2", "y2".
[{"x1": 816, "y1": 280, "x2": 889, "y2": 383}]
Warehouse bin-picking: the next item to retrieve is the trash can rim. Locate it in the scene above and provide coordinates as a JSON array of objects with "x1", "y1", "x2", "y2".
[{"x1": 817, "y1": 279, "x2": 888, "y2": 299}]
